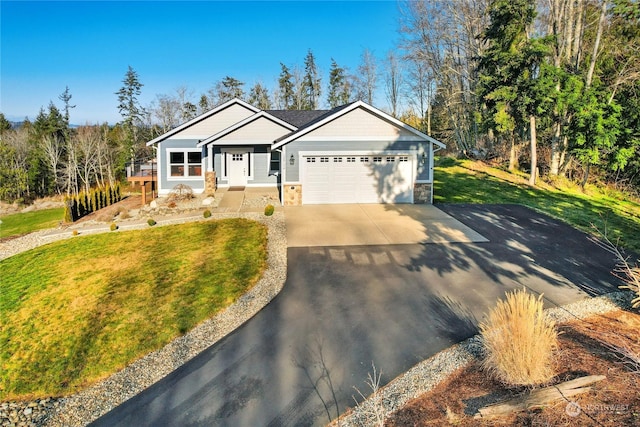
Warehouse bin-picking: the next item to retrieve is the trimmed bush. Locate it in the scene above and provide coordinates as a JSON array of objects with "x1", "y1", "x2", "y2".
[
  {"x1": 72, "y1": 230, "x2": 79, "y2": 236},
  {"x1": 203, "y1": 209, "x2": 212, "y2": 218},
  {"x1": 264, "y1": 204, "x2": 275, "y2": 216},
  {"x1": 147, "y1": 218, "x2": 157, "y2": 227},
  {"x1": 480, "y1": 288, "x2": 558, "y2": 387},
  {"x1": 110, "y1": 223, "x2": 118, "y2": 231}
]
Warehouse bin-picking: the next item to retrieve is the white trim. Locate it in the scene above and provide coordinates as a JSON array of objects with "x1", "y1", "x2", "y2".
[
  {"x1": 294, "y1": 136, "x2": 427, "y2": 142},
  {"x1": 166, "y1": 148, "x2": 204, "y2": 181},
  {"x1": 220, "y1": 147, "x2": 254, "y2": 181},
  {"x1": 197, "y1": 111, "x2": 297, "y2": 147},
  {"x1": 205, "y1": 141, "x2": 274, "y2": 146},
  {"x1": 207, "y1": 145, "x2": 213, "y2": 172},
  {"x1": 147, "y1": 98, "x2": 259, "y2": 146},
  {"x1": 167, "y1": 135, "x2": 214, "y2": 140},
  {"x1": 282, "y1": 181, "x2": 302, "y2": 185},
  {"x1": 217, "y1": 183, "x2": 278, "y2": 189},
  {"x1": 272, "y1": 101, "x2": 446, "y2": 149},
  {"x1": 415, "y1": 180, "x2": 433, "y2": 184},
  {"x1": 298, "y1": 149, "x2": 417, "y2": 157}
]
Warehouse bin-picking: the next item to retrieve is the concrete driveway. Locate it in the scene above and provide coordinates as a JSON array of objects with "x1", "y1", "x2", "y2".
[
  {"x1": 284, "y1": 204, "x2": 487, "y2": 247},
  {"x1": 91, "y1": 204, "x2": 621, "y2": 427}
]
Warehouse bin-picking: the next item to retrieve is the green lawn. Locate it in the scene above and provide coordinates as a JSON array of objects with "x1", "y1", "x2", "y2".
[
  {"x1": 434, "y1": 158, "x2": 640, "y2": 254},
  {"x1": 0, "y1": 218, "x2": 267, "y2": 400},
  {"x1": 0, "y1": 208, "x2": 64, "y2": 239}
]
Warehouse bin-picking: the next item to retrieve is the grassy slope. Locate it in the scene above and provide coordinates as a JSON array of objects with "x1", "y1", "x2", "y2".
[
  {"x1": 0, "y1": 208, "x2": 64, "y2": 239},
  {"x1": 0, "y1": 219, "x2": 267, "y2": 400},
  {"x1": 434, "y1": 158, "x2": 640, "y2": 254}
]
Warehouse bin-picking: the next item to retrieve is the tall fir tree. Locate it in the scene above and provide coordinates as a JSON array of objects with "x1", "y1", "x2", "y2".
[
  {"x1": 115, "y1": 66, "x2": 145, "y2": 165},
  {"x1": 303, "y1": 50, "x2": 321, "y2": 109},
  {"x1": 278, "y1": 63, "x2": 294, "y2": 109},
  {"x1": 248, "y1": 83, "x2": 272, "y2": 109},
  {"x1": 327, "y1": 59, "x2": 351, "y2": 108}
]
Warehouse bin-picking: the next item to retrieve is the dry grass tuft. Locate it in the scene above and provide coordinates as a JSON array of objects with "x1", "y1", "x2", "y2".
[{"x1": 480, "y1": 288, "x2": 558, "y2": 387}]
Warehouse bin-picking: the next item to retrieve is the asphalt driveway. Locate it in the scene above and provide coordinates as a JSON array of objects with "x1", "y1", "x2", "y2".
[{"x1": 91, "y1": 204, "x2": 621, "y2": 426}]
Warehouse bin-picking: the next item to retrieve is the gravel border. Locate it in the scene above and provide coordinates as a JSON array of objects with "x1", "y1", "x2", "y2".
[
  {"x1": 330, "y1": 291, "x2": 634, "y2": 427},
  {"x1": 1, "y1": 212, "x2": 286, "y2": 427}
]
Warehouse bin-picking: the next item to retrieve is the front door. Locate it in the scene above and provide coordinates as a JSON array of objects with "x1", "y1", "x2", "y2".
[{"x1": 228, "y1": 152, "x2": 248, "y2": 187}]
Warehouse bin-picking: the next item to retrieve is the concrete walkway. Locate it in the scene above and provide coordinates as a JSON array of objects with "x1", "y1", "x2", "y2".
[{"x1": 285, "y1": 204, "x2": 488, "y2": 247}]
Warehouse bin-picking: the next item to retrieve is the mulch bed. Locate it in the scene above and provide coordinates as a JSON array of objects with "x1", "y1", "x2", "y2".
[{"x1": 387, "y1": 309, "x2": 640, "y2": 426}]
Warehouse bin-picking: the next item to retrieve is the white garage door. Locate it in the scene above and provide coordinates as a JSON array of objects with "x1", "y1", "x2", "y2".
[{"x1": 302, "y1": 154, "x2": 414, "y2": 204}]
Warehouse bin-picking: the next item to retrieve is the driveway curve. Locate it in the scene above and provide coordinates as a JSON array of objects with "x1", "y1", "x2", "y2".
[{"x1": 91, "y1": 204, "x2": 621, "y2": 426}]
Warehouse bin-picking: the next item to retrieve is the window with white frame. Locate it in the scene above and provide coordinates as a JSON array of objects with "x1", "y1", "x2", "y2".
[{"x1": 169, "y1": 150, "x2": 202, "y2": 178}]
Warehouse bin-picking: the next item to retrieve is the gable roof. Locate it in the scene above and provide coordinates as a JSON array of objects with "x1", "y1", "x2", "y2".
[
  {"x1": 146, "y1": 98, "x2": 259, "y2": 146},
  {"x1": 196, "y1": 111, "x2": 297, "y2": 147},
  {"x1": 272, "y1": 101, "x2": 446, "y2": 149}
]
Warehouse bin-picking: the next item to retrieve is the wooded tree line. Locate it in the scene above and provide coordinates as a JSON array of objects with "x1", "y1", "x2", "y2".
[
  {"x1": 400, "y1": 0, "x2": 639, "y2": 190},
  {"x1": 1, "y1": 0, "x2": 638, "y2": 203}
]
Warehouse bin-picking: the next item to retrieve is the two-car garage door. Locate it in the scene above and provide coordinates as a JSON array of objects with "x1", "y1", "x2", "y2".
[{"x1": 301, "y1": 154, "x2": 414, "y2": 204}]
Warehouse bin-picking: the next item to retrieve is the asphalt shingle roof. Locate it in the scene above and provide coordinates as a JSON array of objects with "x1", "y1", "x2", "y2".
[{"x1": 269, "y1": 102, "x2": 356, "y2": 143}]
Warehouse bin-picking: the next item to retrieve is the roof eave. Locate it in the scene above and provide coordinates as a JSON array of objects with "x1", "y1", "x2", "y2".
[{"x1": 146, "y1": 98, "x2": 260, "y2": 146}]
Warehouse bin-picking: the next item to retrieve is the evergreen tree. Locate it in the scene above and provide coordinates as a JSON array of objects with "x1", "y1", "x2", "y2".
[
  {"x1": 0, "y1": 113, "x2": 11, "y2": 135},
  {"x1": 115, "y1": 66, "x2": 145, "y2": 166},
  {"x1": 248, "y1": 83, "x2": 272, "y2": 109},
  {"x1": 303, "y1": 49, "x2": 321, "y2": 109},
  {"x1": 278, "y1": 63, "x2": 294, "y2": 109},
  {"x1": 215, "y1": 76, "x2": 245, "y2": 103},
  {"x1": 477, "y1": 0, "x2": 543, "y2": 171},
  {"x1": 198, "y1": 94, "x2": 210, "y2": 114},
  {"x1": 327, "y1": 59, "x2": 351, "y2": 107}
]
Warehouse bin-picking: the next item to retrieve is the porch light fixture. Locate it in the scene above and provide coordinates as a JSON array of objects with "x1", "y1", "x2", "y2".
[
  {"x1": 289, "y1": 154, "x2": 295, "y2": 166},
  {"x1": 421, "y1": 153, "x2": 427, "y2": 164}
]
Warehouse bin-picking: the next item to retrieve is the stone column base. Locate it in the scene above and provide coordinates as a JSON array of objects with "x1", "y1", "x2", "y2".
[
  {"x1": 284, "y1": 184, "x2": 302, "y2": 206},
  {"x1": 413, "y1": 183, "x2": 432, "y2": 204},
  {"x1": 205, "y1": 171, "x2": 216, "y2": 196}
]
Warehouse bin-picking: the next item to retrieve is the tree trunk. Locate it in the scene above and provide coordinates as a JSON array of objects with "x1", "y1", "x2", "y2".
[
  {"x1": 509, "y1": 136, "x2": 517, "y2": 171},
  {"x1": 581, "y1": 162, "x2": 590, "y2": 188},
  {"x1": 586, "y1": 0, "x2": 608, "y2": 88},
  {"x1": 529, "y1": 115, "x2": 537, "y2": 186}
]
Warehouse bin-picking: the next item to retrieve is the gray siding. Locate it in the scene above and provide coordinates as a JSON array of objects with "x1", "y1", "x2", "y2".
[
  {"x1": 159, "y1": 139, "x2": 206, "y2": 193},
  {"x1": 213, "y1": 145, "x2": 278, "y2": 187},
  {"x1": 284, "y1": 140, "x2": 431, "y2": 182}
]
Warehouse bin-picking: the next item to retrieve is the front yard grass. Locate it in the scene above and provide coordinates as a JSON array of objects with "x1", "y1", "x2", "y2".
[
  {"x1": 0, "y1": 218, "x2": 267, "y2": 400},
  {"x1": 434, "y1": 158, "x2": 640, "y2": 254},
  {"x1": 0, "y1": 208, "x2": 64, "y2": 239}
]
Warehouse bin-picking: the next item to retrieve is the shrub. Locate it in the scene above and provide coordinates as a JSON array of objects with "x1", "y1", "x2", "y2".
[
  {"x1": 72, "y1": 230, "x2": 79, "y2": 236},
  {"x1": 167, "y1": 184, "x2": 194, "y2": 202},
  {"x1": 147, "y1": 218, "x2": 157, "y2": 226},
  {"x1": 203, "y1": 209, "x2": 212, "y2": 218},
  {"x1": 264, "y1": 204, "x2": 275, "y2": 216},
  {"x1": 110, "y1": 223, "x2": 118, "y2": 231},
  {"x1": 480, "y1": 288, "x2": 558, "y2": 387}
]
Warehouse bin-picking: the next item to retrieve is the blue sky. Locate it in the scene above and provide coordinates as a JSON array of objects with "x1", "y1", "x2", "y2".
[{"x1": 1, "y1": 0, "x2": 402, "y2": 124}]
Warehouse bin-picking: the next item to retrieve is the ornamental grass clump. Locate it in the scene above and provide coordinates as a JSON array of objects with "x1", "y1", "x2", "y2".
[{"x1": 480, "y1": 288, "x2": 558, "y2": 387}]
